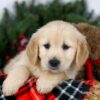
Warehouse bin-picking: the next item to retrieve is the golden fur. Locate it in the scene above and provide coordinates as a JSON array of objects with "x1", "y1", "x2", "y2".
[
  {"x1": 3, "y1": 21, "x2": 89, "y2": 96},
  {"x1": 74, "y1": 23, "x2": 100, "y2": 80}
]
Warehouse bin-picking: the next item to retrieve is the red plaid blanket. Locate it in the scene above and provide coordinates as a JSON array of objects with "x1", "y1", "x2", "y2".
[
  {"x1": 0, "y1": 72, "x2": 97, "y2": 100},
  {"x1": 16, "y1": 77, "x2": 56, "y2": 100}
]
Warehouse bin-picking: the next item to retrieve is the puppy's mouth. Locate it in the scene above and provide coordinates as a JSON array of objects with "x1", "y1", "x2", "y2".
[
  {"x1": 47, "y1": 64, "x2": 63, "y2": 73},
  {"x1": 48, "y1": 67, "x2": 60, "y2": 73},
  {"x1": 49, "y1": 66, "x2": 59, "y2": 71}
]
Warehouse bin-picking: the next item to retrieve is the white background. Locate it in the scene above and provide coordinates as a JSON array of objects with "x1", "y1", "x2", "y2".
[{"x1": 0, "y1": 0, "x2": 100, "y2": 19}]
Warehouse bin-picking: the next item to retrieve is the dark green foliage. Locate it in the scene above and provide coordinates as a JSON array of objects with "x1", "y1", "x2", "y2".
[{"x1": 0, "y1": 0, "x2": 100, "y2": 68}]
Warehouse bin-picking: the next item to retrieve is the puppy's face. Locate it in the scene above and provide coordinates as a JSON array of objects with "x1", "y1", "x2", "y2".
[
  {"x1": 27, "y1": 21, "x2": 89, "y2": 73},
  {"x1": 38, "y1": 30, "x2": 76, "y2": 72}
]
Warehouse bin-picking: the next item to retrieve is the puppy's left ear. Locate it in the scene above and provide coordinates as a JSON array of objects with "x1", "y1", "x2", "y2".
[
  {"x1": 76, "y1": 36, "x2": 89, "y2": 67},
  {"x1": 26, "y1": 33, "x2": 39, "y2": 65}
]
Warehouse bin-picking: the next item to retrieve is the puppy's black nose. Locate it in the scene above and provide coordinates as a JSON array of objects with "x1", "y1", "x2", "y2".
[{"x1": 49, "y1": 58, "x2": 60, "y2": 68}]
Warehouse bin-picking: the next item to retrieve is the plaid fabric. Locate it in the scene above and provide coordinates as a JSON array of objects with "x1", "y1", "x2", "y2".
[
  {"x1": 0, "y1": 71, "x2": 97, "y2": 100},
  {"x1": 52, "y1": 79, "x2": 97, "y2": 100}
]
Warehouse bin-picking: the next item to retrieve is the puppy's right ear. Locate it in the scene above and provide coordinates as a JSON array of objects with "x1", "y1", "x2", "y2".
[{"x1": 26, "y1": 33, "x2": 39, "y2": 65}]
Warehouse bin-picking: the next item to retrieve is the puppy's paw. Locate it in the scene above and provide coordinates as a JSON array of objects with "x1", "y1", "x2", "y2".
[
  {"x1": 2, "y1": 79, "x2": 20, "y2": 96},
  {"x1": 36, "y1": 78, "x2": 55, "y2": 94}
]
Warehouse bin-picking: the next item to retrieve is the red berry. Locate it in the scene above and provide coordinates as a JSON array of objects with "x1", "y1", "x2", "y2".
[{"x1": 19, "y1": 35, "x2": 26, "y2": 40}]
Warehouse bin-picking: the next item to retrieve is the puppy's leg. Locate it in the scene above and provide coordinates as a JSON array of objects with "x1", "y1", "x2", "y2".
[
  {"x1": 36, "y1": 72, "x2": 66, "y2": 94},
  {"x1": 2, "y1": 66, "x2": 30, "y2": 96}
]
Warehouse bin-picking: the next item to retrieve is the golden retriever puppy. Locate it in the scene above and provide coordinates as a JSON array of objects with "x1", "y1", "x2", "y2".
[{"x1": 2, "y1": 20, "x2": 89, "y2": 96}]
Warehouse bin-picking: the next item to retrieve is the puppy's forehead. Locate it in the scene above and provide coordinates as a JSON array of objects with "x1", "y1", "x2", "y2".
[{"x1": 38, "y1": 21, "x2": 82, "y2": 46}]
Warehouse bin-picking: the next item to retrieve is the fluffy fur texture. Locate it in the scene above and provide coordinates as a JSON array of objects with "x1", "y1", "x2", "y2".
[
  {"x1": 75, "y1": 23, "x2": 100, "y2": 60},
  {"x1": 74, "y1": 23, "x2": 100, "y2": 80},
  {"x1": 3, "y1": 21, "x2": 89, "y2": 96}
]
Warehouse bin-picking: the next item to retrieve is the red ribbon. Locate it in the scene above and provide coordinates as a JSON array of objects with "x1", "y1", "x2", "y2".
[
  {"x1": 85, "y1": 58, "x2": 100, "y2": 80},
  {"x1": 93, "y1": 59, "x2": 100, "y2": 65}
]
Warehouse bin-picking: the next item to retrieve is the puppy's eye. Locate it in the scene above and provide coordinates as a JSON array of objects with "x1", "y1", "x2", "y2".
[
  {"x1": 43, "y1": 43, "x2": 50, "y2": 49},
  {"x1": 62, "y1": 44, "x2": 70, "y2": 50}
]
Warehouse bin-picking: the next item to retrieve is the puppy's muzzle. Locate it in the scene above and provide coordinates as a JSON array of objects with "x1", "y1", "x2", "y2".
[{"x1": 49, "y1": 57, "x2": 60, "y2": 70}]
